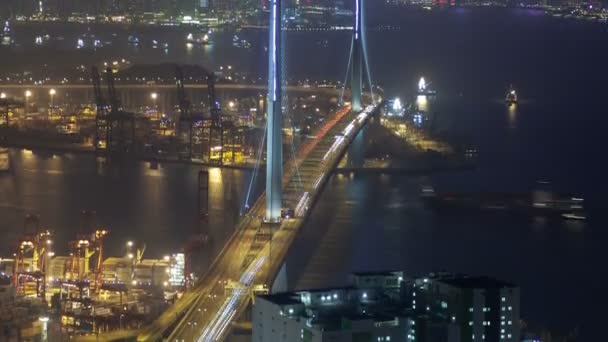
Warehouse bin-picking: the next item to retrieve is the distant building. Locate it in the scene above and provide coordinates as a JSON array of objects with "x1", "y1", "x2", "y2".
[
  {"x1": 253, "y1": 271, "x2": 520, "y2": 342},
  {"x1": 412, "y1": 274, "x2": 521, "y2": 342},
  {"x1": 102, "y1": 257, "x2": 132, "y2": 283},
  {"x1": 133, "y1": 259, "x2": 170, "y2": 287}
]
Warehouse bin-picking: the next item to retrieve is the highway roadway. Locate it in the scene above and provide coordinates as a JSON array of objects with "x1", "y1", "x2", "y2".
[
  {"x1": 161, "y1": 104, "x2": 377, "y2": 342},
  {"x1": 0, "y1": 83, "x2": 344, "y2": 95},
  {"x1": 70, "y1": 104, "x2": 375, "y2": 342}
]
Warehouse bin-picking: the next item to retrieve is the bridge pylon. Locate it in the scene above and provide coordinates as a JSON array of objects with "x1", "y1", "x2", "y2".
[
  {"x1": 265, "y1": 0, "x2": 283, "y2": 222},
  {"x1": 348, "y1": 0, "x2": 372, "y2": 112}
]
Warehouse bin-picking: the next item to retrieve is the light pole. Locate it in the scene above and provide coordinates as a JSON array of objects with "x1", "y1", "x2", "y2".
[
  {"x1": 150, "y1": 92, "x2": 158, "y2": 119},
  {"x1": 25, "y1": 90, "x2": 32, "y2": 115},
  {"x1": 49, "y1": 88, "x2": 56, "y2": 117}
]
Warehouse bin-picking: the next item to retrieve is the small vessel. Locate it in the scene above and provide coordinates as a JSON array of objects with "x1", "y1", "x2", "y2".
[
  {"x1": 34, "y1": 34, "x2": 50, "y2": 46},
  {"x1": 562, "y1": 212, "x2": 586, "y2": 220},
  {"x1": 152, "y1": 40, "x2": 168, "y2": 49},
  {"x1": 232, "y1": 34, "x2": 251, "y2": 48},
  {"x1": 417, "y1": 77, "x2": 437, "y2": 96},
  {"x1": 505, "y1": 85, "x2": 518, "y2": 105},
  {"x1": 187, "y1": 32, "x2": 211, "y2": 45},
  {"x1": 76, "y1": 31, "x2": 103, "y2": 49},
  {"x1": 316, "y1": 39, "x2": 329, "y2": 48},
  {"x1": 1, "y1": 21, "x2": 14, "y2": 46},
  {"x1": 128, "y1": 35, "x2": 141, "y2": 47}
]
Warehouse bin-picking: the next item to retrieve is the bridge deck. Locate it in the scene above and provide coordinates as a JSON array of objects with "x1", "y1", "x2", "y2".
[
  {"x1": 77, "y1": 104, "x2": 377, "y2": 342},
  {"x1": 164, "y1": 104, "x2": 377, "y2": 342}
]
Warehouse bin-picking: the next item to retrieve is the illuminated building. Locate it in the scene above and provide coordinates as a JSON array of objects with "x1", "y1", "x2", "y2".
[
  {"x1": 413, "y1": 274, "x2": 521, "y2": 342},
  {"x1": 253, "y1": 271, "x2": 413, "y2": 342},
  {"x1": 169, "y1": 253, "x2": 185, "y2": 286},
  {"x1": 254, "y1": 271, "x2": 520, "y2": 342}
]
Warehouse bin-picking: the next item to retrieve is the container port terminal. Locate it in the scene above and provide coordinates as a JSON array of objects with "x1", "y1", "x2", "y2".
[
  {"x1": 0, "y1": 63, "x2": 344, "y2": 169},
  {"x1": 0, "y1": 212, "x2": 197, "y2": 338}
]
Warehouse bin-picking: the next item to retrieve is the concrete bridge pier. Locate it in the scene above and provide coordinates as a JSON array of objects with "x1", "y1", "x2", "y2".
[
  {"x1": 271, "y1": 262, "x2": 289, "y2": 294},
  {"x1": 347, "y1": 125, "x2": 366, "y2": 168}
]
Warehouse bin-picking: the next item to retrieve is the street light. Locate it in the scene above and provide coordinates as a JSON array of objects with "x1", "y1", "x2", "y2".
[
  {"x1": 49, "y1": 88, "x2": 56, "y2": 112},
  {"x1": 150, "y1": 92, "x2": 159, "y2": 119},
  {"x1": 25, "y1": 90, "x2": 32, "y2": 114},
  {"x1": 127, "y1": 241, "x2": 133, "y2": 248},
  {"x1": 0, "y1": 92, "x2": 6, "y2": 99}
]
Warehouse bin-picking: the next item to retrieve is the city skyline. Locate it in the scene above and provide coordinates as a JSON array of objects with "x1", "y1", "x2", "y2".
[{"x1": 0, "y1": 1, "x2": 600, "y2": 341}]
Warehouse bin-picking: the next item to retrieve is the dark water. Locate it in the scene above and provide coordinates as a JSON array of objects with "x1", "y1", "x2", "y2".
[
  {"x1": 0, "y1": 151, "x2": 264, "y2": 260},
  {"x1": 1, "y1": 6, "x2": 607, "y2": 340},
  {"x1": 290, "y1": 7, "x2": 608, "y2": 341}
]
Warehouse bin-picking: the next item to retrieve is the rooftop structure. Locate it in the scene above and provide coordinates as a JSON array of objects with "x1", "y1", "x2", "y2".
[{"x1": 253, "y1": 271, "x2": 520, "y2": 342}]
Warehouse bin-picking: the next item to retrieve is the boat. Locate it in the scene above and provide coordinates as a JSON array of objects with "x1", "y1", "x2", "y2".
[
  {"x1": 128, "y1": 35, "x2": 141, "y2": 47},
  {"x1": 34, "y1": 34, "x2": 50, "y2": 46},
  {"x1": 187, "y1": 32, "x2": 211, "y2": 45},
  {"x1": 1, "y1": 21, "x2": 14, "y2": 46},
  {"x1": 417, "y1": 77, "x2": 437, "y2": 96},
  {"x1": 316, "y1": 39, "x2": 329, "y2": 48},
  {"x1": 505, "y1": 85, "x2": 518, "y2": 105},
  {"x1": 152, "y1": 40, "x2": 169, "y2": 49},
  {"x1": 562, "y1": 212, "x2": 586, "y2": 220},
  {"x1": 76, "y1": 32, "x2": 104, "y2": 49},
  {"x1": 232, "y1": 34, "x2": 251, "y2": 48},
  {"x1": 423, "y1": 184, "x2": 586, "y2": 219}
]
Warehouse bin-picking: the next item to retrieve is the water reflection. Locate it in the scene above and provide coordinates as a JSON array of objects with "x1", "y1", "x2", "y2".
[
  {"x1": 507, "y1": 103, "x2": 517, "y2": 128},
  {"x1": 416, "y1": 95, "x2": 428, "y2": 112},
  {"x1": 564, "y1": 219, "x2": 585, "y2": 233}
]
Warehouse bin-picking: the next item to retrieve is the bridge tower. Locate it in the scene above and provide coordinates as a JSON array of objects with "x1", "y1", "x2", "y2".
[
  {"x1": 349, "y1": 0, "x2": 371, "y2": 112},
  {"x1": 265, "y1": 0, "x2": 283, "y2": 222}
]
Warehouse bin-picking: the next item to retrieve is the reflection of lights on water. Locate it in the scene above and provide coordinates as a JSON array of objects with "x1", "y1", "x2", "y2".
[
  {"x1": 508, "y1": 104, "x2": 517, "y2": 128},
  {"x1": 39, "y1": 316, "x2": 48, "y2": 341},
  {"x1": 564, "y1": 218, "x2": 585, "y2": 233},
  {"x1": 209, "y1": 167, "x2": 222, "y2": 184},
  {"x1": 416, "y1": 95, "x2": 428, "y2": 111}
]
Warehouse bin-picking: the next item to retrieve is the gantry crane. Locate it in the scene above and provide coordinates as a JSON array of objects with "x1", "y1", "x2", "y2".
[
  {"x1": 93, "y1": 228, "x2": 109, "y2": 292},
  {"x1": 105, "y1": 67, "x2": 136, "y2": 152},
  {"x1": 12, "y1": 215, "x2": 52, "y2": 297},
  {"x1": 0, "y1": 97, "x2": 24, "y2": 127},
  {"x1": 91, "y1": 66, "x2": 109, "y2": 150},
  {"x1": 90, "y1": 65, "x2": 137, "y2": 152},
  {"x1": 68, "y1": 235, "x2": 95, "y2": 281},
  {"x1": 175, "y1": 65, "x2": 226, "y2": 163}
]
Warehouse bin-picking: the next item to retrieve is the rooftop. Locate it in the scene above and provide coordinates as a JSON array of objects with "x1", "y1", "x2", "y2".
[
  {"x1": 352, "y1": 270, "x2": 402, "y2": 277},
  {"x1": 436, "y1": 275, "x2": 515, "y2": 289},
  {"x1": 259, "y1": 293, "x2": 302, "y2": 306}
]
